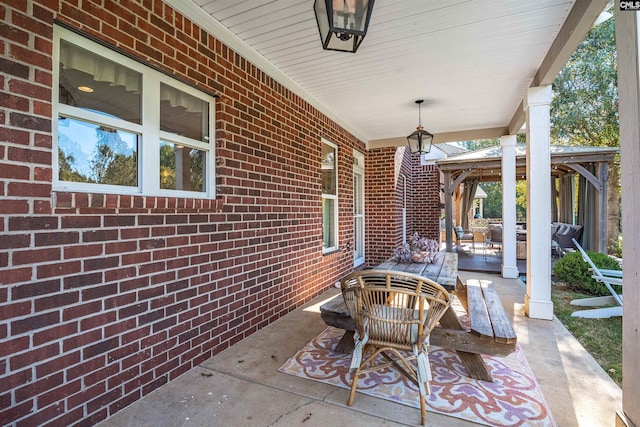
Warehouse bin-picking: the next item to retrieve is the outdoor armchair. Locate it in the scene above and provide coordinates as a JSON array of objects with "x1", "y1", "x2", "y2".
[
  {"x1": 570, "y1": 238, "x2": 623, "y2": 318},
  {"x1": 454, "y1": 225, "x2": 475, "y2": 252},
  {"x1": 487, "y1": 224, "x2": 503, "y2": 249},
  {"x1": 340, "y1": 270, "x2": 452, "y2": 426}
]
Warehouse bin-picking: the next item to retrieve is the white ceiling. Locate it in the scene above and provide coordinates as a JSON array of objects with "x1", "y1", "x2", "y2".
[{"x1": 167, "y1": 0, "x2": 609, "y2": 146}]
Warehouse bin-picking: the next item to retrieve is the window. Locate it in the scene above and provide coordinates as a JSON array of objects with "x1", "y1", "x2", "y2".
[
  {"x1": 353, "y1": 150, "x2": 365, "y2": 266},
  {"x1": 53, "y1": 27, "x2": 215, "y2": 197},
  {"x1": 322, "y1": 139, "x2": 338, "y2": 252}
]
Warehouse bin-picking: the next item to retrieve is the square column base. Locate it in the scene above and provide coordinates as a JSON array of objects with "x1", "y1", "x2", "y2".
[
  {"x1": 502, "y1": 265, "x2": 519, "y2": 279},
  {"x1": 524, "y1": 294, "x2": 554, "y2": 320}
]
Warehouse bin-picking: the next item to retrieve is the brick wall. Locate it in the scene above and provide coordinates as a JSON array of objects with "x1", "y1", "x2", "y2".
[
  {"x1": 364, "y1": 147, "x2": 401, "y2": 266},
  {"x1": 410, "y1": 159, "x2": 441, "y2": 241},
  {"x1": 0, "y1": 1, "x2": 443, "y2": 425},
  {"x1": 0, "y1": 1, "x2": 365, "y2": 425},
  {"x1": 364, "y1": 147, "x2": 440, "y2": 266}
]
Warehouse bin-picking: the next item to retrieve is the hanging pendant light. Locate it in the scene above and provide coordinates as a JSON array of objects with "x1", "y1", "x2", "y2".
[
  {"x1": 314, "y1": 0, "x2": 375, "y2": 53},
  {"x1": 407, "y1": 99, "x2": 434, "y2": 154}
]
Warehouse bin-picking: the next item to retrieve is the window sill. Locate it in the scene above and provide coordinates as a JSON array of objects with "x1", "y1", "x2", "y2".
[
  {"x1": 322, "y1": 248, "x2": 341, "y2": 256},
  {"x1": 52, "y1": 190, "x2": 223, "y2": 214}
]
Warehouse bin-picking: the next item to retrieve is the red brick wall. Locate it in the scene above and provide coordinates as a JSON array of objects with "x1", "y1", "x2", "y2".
[
  {"x1": 0, "y1": 1, "x2": 363, "y2": 425},
  {"x1": 410, "y1": 158, "x2": 441, "y2": 241},
  {"x1": 364, "y1": 147, "x2": 400, "y2": 265},
  {"x1": 364, "y1": 147, "x2": 440, "y2": 266}
]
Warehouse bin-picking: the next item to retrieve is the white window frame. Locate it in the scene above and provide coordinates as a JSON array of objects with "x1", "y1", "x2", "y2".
[
  {"x1": 353, "y1": 150, "x2": 365, "y2": 267},
  {"x1": 402, "y1": 174, "x2": 407, "y2": 244},
  {"x1": 52, "y1": 26, "x2": 215, "y2": 198},
  {"x1": 322, "y1": 138, "x2": 339, "y2": 253}
]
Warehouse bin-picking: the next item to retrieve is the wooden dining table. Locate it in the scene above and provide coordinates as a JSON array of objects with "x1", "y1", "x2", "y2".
[{"x1": 320, "y1": 250, "x2": 517, "y2": 382}]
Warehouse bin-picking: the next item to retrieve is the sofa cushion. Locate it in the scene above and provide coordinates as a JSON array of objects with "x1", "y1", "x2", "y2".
[
  {"x1": 556, "y1": 224, "x2": 568, "y2": 235},
  {"x1": 551, "y1": 222, "x2": 584, "y2": 248}
]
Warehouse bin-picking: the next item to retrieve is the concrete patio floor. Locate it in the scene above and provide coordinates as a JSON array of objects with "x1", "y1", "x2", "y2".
[{"x1": 97, "y1": 271, "x2": 621, "y2": 427}]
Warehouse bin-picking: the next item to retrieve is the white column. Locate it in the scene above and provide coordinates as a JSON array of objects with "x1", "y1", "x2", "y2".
[
  {"x1": 615, "y1": 8, "x2": 640, "y2": 427},
  {"x1": 501, "y1": 135, "x2": 519, "y2": 278},
  {"x1": 524, "y1": 86, "x2": 553, "y2": 320}
]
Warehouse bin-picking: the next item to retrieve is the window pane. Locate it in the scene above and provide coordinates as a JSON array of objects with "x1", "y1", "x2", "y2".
[
  {"x1": 354, "y1": 216, "x2": 364, "y2": 259},
  {"x1": 58, "y1": 116, "x2": 138, "y2": 186},
  {"x1": 322, "y1": 143, "x2": 336, "y2": 195},
  {"x1": 159, "y1": 141, "x2": 205, "y2": 192},
  {"x1": 59, "y1": 40, "x2": 142, "y2": 124},
  {"x1": 160, "y1": 83, "x2": 210, "y2": 142},
  {"x1": 354, "y1": 173, "x2": 363, "y2": 215},
  {"x1": 323, "y1": 198, "x2": 336, "y2": 249}
]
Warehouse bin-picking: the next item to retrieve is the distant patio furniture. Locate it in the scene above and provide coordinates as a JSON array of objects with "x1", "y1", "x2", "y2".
[
  {"x1": 570, "y1": 238, "x2": 623, "y2": 319},
  {"x1": 514, "y1": 226, "x2": 527, "y2": 259},
  {"x1": 340, "y1": 270, "x2": 452, "y2": 426},
  {"x1": 552, "y1": 222, "x2": 583, "y2": 250},
  {"x1": 516, "y1": 241, "x2": 527, "y2": 259},
  {"x1": 454, "y1": 225, "x2": 475, "y2": 252},
  {"x1": 487, "y1": 224, "x2": 503, "y2": 249}
]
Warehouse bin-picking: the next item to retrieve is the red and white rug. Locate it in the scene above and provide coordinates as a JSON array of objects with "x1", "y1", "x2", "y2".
[{"x1": 278, "y1": 326, "x2": 556, "y2": 427}]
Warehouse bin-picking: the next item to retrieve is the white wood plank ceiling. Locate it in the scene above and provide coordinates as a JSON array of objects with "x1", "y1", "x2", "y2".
[{"x1": 172, "y1": 0, "x2": 609, "y2": 145}]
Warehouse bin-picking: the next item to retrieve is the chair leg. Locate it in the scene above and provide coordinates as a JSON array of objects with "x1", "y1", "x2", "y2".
[
  {"x1": 347, "y1": 370, "x2": 359, "y2": 406},
  {"x1": 420, "y1": 394, "x2": 427, "y2": 426}
]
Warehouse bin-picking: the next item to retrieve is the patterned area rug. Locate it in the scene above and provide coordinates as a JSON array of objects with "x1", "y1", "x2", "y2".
[{"x1": 278, "y1": 326, "x2": 556, "y2": 427}]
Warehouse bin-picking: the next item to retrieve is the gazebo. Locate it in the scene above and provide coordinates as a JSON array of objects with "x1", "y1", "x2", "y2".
[{"x1": 436, "y1": 143, "x2": 619, "y2": 253}]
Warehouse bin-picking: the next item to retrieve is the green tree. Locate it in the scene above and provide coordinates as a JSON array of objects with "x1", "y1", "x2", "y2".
[
  {"x1": 189, "y1": 148, "x2": 204, "y2": 191},
  {"x1": 481, "y1": 182, "x2": 502, "y2": 219},
  {"x1": 91, "y1": 127, "x2": 137, "y2": 186},
  {"x1": 479, "y1": 181, "x2": 527, "y2": 220},
  {"x1": 515, "y1": 181, "x2": 527, "y2": 221},
  {"x1": 58, "y1": 148, "x2": 90, "y2": 183},
  {"x1": 160, "y1": 142, "x2": 176, "y2": 189},
  {"x1": 456, "y1": 139, "x2": 500, "y2": 151},
  {"x1": 551, "y1": 13, "x2": 619, "y2": 250}
]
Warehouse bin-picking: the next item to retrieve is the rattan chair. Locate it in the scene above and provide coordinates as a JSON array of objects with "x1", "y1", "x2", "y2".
[{"x1": 340, "y1": 270, "x2": 452, "y2": 426}]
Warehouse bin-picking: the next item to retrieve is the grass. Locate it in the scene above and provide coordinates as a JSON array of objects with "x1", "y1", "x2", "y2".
[{"x1": 551, "y1": 280, "x2": 623, "y2": 386}]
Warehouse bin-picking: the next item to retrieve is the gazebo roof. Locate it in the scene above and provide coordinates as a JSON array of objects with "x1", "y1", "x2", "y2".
[
  {"x1": 435, "y1": 143, "x2": 619, "y2": 182},
  {"x1": 474, "y1": 186, "x2": 488, "y2": 199}
]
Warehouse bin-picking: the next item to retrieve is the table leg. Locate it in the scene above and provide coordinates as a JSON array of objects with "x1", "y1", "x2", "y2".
[
  {"x1": 335, "y1": 330, "x2": 355, "y2": 354},
  {"x1": 438, "y1": 304, "x2": 494, "y2": 382}
]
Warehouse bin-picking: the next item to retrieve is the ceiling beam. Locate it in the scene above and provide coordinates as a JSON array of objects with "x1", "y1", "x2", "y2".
[
  {"x1": 367, "y1": 127, "x2": 508, "y2": 150},
  {"x1": 433, "y1": 127, "x2": 509, "y2": 144},
  {"x1": 507, "y1": 0, "x2": 610, "y2": 135},
  {"x1": 366, "y1": 137, "x2": 406, "y2": 150}
]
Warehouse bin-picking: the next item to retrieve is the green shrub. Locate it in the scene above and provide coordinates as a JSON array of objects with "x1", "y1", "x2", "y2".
[{"x1": 553, "y1": 250, "x2": 621, "y2": 295}]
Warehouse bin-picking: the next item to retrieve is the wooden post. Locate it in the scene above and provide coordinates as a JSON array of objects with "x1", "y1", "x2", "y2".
[
  {"x1": 444, "y1": 170, "x2": 453, "y2": 252},
  {"x1": 614, "y1": 7, "x2": 640, "y2": 427},
  {"x1": 597, "y1": 162, "x2": 609, "y2": 253}
]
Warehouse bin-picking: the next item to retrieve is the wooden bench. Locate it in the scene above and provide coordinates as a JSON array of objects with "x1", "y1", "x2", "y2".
[
  {"x1": 435, "y1": 277, "x2": 517, "y2": 381},
  {"x1": 320, "y1": 274, "x2": 517, "y2": 382}
]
